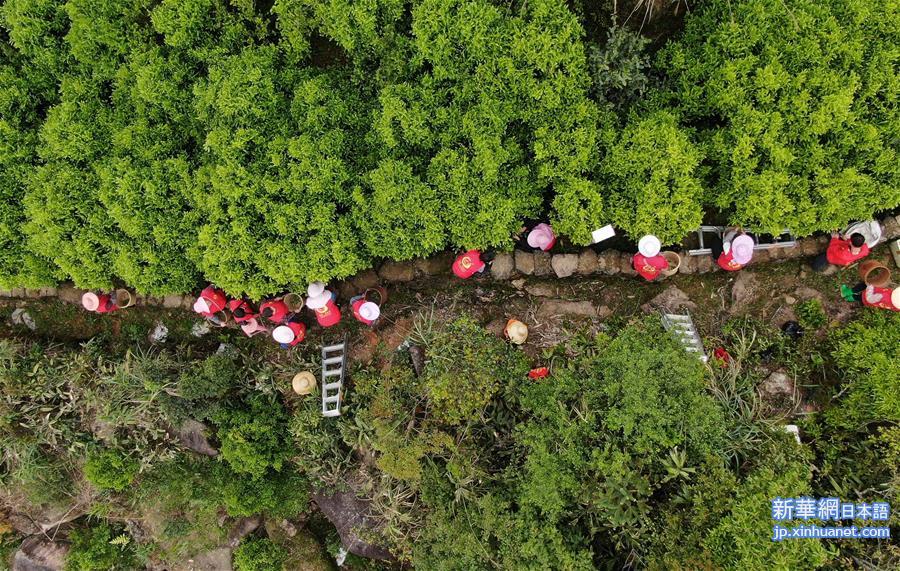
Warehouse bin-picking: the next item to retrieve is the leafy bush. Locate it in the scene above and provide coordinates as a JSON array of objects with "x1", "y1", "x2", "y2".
[
  {"x1": 658, "y1": 0, "x2": 900, "y2": 235},
  {"x1": 233, "y1": 537, "x2": 287, "y2": 571},
  {"x1": 65, "y1": 522, "x2": 137, "y2": 571},
  {"x1": 797, "y1": 299, "x2": 827, "y2": 330},
  {"x1": 84, "y1": 449, "x2": 139, "y2": 492},
  {"x1": 211, "y1": 394, "x2": 292, "y2": 479}
]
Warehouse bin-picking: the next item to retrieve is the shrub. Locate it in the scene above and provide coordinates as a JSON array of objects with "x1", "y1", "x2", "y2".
[
  {"x1": 797, "y1": 299, "x2": 827, "y2": 330},
  {"x1": 84, "y1": 449, "x2": 139, "y2": 492},
  {"x1": 65, "y1": 522, "x2": 137, "y2": 571},
  {"x1": 211, "y1": 394, "x2": 292, "y2": 479},
  {"x1": 233, "y1": 537, "x2": 287, "y2": 571}
]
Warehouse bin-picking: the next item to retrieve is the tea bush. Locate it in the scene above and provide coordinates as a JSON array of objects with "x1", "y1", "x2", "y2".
[
  {"x1": 233, "y1": 537, "x2": 288, "y2": 571},
  {"x1": 84, "y1": 449, "x2": 139, "y2": 492}
]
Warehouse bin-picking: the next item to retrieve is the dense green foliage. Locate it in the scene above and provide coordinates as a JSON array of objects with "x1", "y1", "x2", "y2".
[
  {"x1": 65, "y1": 522, "x2": 137, "y2": 571},
  {"x1": 83, "y1": 449, "x2": 139, "y2": 492},
  {"x1": 0, "y1": 0, "x2": 895, "y2": 293},
  {"x1": 233, "y1": 537, "x2": 288, "y2": 571}
]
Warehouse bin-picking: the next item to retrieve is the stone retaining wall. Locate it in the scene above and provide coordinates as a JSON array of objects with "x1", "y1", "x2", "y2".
[{"x1": 2, "y1": 215, "x2": 898, "y2": 307}]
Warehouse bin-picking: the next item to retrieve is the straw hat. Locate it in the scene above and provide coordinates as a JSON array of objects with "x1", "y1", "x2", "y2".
[
  {"x1": 358, "y1": 301, "x2": 380, "y2": 322},
  {"x1": 892, "y1": 288, "x2": 900, "y2": 308},
  {"x1": 307, "y1": 282, "x2": 326, "y2": 298},
  {"x1": 731, "y1": 234, "x2": 755, "y2": 265},
  {"x1": 292, "y1": 371, "x2": 316, "y2": 395},
  {"x1": 193, "y1": 297, "x2": 210, "y2": 314},
  {"x1": 505, "y1": 319, "x2": 528, "y2": 345},
  {"x1": 527, "y1": 223, "x2": 555, "y2": 250},
  {"x1": 306, "y1": 291, "x2": 330, "y2": 310},
  {"x1": 638, "y1": 235, "x2": 661, "y2": 258},
  {"x1": 272, "y1": 325, "x2": 297, "y2": 344},
  {"x1": 81, "y1": 292, "x2": 100, "y2": 311}
]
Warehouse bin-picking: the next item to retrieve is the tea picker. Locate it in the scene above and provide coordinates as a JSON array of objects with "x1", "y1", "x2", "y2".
[
  {"x1": 81, "y1": 292, "x2": 119, "y2": 313},
  {"x1": 307, "y1": 282, "x2": 341, "y2": 327},
  {"x1": 632, "y1": 235, "x2": 669, "y2": 281},
  {"x1": 812, "y1": 231, "x2": 871, "y2": 272},
  {"x1": 193, "y1": 285, "x2": 227, "y2": 317},
  {"x1": 259, "y1": 297, "x2": 290, "y2": 324},
  {"x1": 452, "y1": 249, "x2": 495, "y2": 279},
  {"x1": 711, "y1": 229, "x2": 754, "y2": 271},
  {"x1": 227, "y1": 298, "x2": 257, "y2": 323},
  {"x1": 272, "y1": 318, "x2": 308, "y2": 347},
  {"x1": 516, "y1": 223, "x2": 557, "y2": 252}
]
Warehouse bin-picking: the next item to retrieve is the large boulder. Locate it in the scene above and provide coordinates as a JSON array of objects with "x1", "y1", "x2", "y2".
[
  {"x1": 312, "y1": 492, "x2": 393, "y2": 561},
  {"x1": 514, "y1": 251, "x2": 534, "y2": 275},
  {"x1": 13, "y1": 537, "x2": 69, "y2": 571},
  {"x1": 577, "y1": 250, "x2": 598, "y2": 275},
  {"x1": 536, "y1": 300, "x2": 597, "y2": 319},
  {"x1": 181, "y1": 547, "x2": 233, "y2": 571}
]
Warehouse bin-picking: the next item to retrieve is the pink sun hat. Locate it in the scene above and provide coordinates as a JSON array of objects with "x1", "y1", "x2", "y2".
[
  {"x1": 81, "y1": 292, "x2": 100, "y2": 311},
  {"x1": 193, "y1": 297, "x2": 211, "y2": 314},
  {"x1": 241, "y1": 318, "x2": 267, "y2": 337},
  {"x1": 731, "y1": 234, "x2": 755, "y2": 265},
  {"x1": 527, "y1": 223, "x2": 556, "y2": 251}
]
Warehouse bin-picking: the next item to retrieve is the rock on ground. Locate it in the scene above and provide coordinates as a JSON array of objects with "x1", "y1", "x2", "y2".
[
  {"x1": 177, "y1": 420, "x2": 218, "y2": 456},
  {"x1": 13, "y1": 537, "x2": 69, "y2": 571},
  {"x1": 730, "y1": 272, "x2": 759, "y2": 313},
  {"x1": 490, "y1": 253, "x2": 515, "y2": 280},
  {"x1": 149, "y1": 322, "x2": 169, "y2": 343},
  {"x1": 596, "y1": 251, "x2": 619, "y2": 275},
  {"x1": 533, "y1": 252, "x2": 553, "y2": 276},
  {"x1": 759, "y1": 370, "x2": 795, "y2": 399},
  {"x1": 10, "y1": 309, "x2": 36, "y2": 331},
  {"x1": 536, "y1": 300, "x2": 597, "y2": 319},
  {"x1": 524, "y1": 283, "x2": 558, "y2": 298},
  {"x1": 641, "y1": 286, "x2": 697, "y2": 314},
  {"x1": 378, "y1": 261, "x2": 414, "y2": 282},
  {"x1": 181, "y1": 547, "x2": 233, "y2": 571},
  {"x1": 227, "y1": 516, "x2": 262, "y2": 547},
  {"x1": 551, "y1": 254, "x2": 579, "y2": 278},
  {"x1": 577, "y1": 250, "x2": 598, "y2": 275},
  {"x1": 514, "y1": 250, "x2": 534, "y2": 275},
  {"x1": 312, "y1": 491, "x2": 393, "y2": 561}
]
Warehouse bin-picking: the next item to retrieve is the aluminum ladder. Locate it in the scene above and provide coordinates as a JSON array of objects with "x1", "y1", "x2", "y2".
[
  {"x1": 687, "y1": 226, "x2": 796, "y2": 256},
  {"x1": 661, "y1": 312, "x2": 708, "y2": 362},
  {"x1": 321, "y1": 338, "x2": 347, "y2": 417}
]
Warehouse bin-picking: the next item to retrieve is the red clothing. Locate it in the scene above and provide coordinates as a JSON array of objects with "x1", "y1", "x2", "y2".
[
  {"x1": 259, "y1": 299, "x2": 289, "y2": 324},
  {"x1": 862, "y1": 287, "x2": 899, "y2": 311},
  {"x1": 283, "y1": 321, "x2": 307, "y2": 346},
  {"x1": 200, "y1": 286, "x2": 227, "y2": 314},
  {"x1": 452, "y1": 250, "x2": 485, "y2": 279},
  {"x1": 717, "y1": 250, "x2": 744, "y2": 272},
  {"x1": 633, "y1": 253, "x2": 668, "y2": 281},
  {"x1": 351, "y1": 298, "x2": 375, "y2": 325},
  {"x1": 314, "y1": 299, "x2": 342, "y2": 327},
  {"x1": 94, "y1": 294, "x2": 118, "y2": 314},
  {"x1": 826, "y1": 237, "x2": 869, "y2": 266},
  {"x1": 227, "y1": 299, "x2": 257, "y2": 323}
]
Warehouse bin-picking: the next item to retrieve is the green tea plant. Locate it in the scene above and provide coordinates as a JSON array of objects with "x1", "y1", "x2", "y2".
[{"x1": 233, "y1": 537, "x2": 288, "y2": 571}]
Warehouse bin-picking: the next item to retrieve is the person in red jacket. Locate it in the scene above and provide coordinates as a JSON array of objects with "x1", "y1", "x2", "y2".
[
  {"x1": 452, "y1": 249, "x2": 487, "y2": 279},
  {"x1": 711, "y1": 230, "x2": 755, "y2": 271},
  {"x1": 632, "y1": 235, "x2": 669, "y2": 281},
  {"x1": 82, "y1": 292, "x2": 118, "y2": 313},
  {"x1": 193, "y1": 285, "x2": 227, "y2": 317},
  {"x1": 861, "y1": 285, "x2": 900, "y2": 312},
  {"x1": 350, "y1": 296, "x2": 381, "y2": 326},
  {"x1": 307, "y1": 290, "x2": 341, "y2": 327},
  {"x1": 227, "y1": 299, "x2": 257, "y2": 323},
  {"x1": 812, "y1": 232, "x2": 869, "y2": 271},
  {"x1": 272, "y1": 319, "x2": 307, "y2": 348},
  {"x1": 259, "y1": 298, "x2": 289, "y2": 324}
]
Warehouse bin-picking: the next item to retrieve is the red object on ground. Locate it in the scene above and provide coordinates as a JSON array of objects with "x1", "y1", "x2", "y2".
[
  {"x1": 826, "y1": 237, "x2": 869, "y2": 266},
  {"x1": 259, "y1": 299, "x2": 289, "y2": 324},
  {"x1": 632, "y1": 253, "x2": 668, "y2": 281},
  {"x1": 862, "y1": 286, "x2": 899, "y2": 311},
  {"x1": 452, "y1": 250, "x2": 485, "y2": 279},
  {"x1": 94, "y1": 294, "x2": 118, "y2": 314},
  {"x1": 227, "y1": 299, "x2": 257, "y2": 323},
  {"x1": 351, "y1": 298, "x2": 375, "y2": 325},
  {"x1": 528, "y1": 367, "x2": 550, "y2": 379},
  {"x1": 197, "y1": 286, "x2": 227, "y2": 316},
  {"x1": 713, "y1": 347, "x2": 732, "y2": 365},
  {"x1": 314, "y1": 298, "x2": 342, "y2": 327},
  {"x1": 716, "y1": 251, "x2": 744, "y2": 272}
]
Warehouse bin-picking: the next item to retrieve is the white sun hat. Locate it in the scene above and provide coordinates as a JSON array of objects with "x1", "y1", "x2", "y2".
[
  {"x1": 892, "y1": 288, "x2": 900, "y2": 308},
  {"x1": 306, "y1": 291, "x2": 330, "y2": 310},
  {"x1": 81, "y1": 292, "x2": 100, "y2": 311},
  {"x1": 504, "y1": 319, "x2": 529, "y2": 345},
  {"x1": 193, "y1": 297, "x2": 210, "y2": 314},
  {"x1": 307, "y1": 282, "x2": 326, "y2": 298},
  {"x1": 731, "y1": 234, "x2": 755, "y2": 265},
  {"x1": 526, "y1": 223, "x2": 555, "y2": 251},
  {"x1": 359, "y1": 301, "x2": 380, "y2": 322},
  {"x1": 272, "y1": 325, "x2": 296, "y2": 344},
  {"x1": 638, "y1": 235, "x2": 662, "y2": 258}
]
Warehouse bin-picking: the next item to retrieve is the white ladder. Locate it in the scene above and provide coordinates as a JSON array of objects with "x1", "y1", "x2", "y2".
[
  {"x1": 661, "y1": 312, "x2": 708, "y2": 362},
  {"x1": 687, "y1": 226, "x2": 796, "y2": 256},
  {"x1": 321, "y1": 338, "x2": 347, "y2": 417}
]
